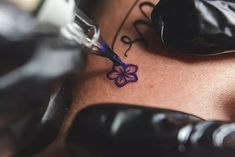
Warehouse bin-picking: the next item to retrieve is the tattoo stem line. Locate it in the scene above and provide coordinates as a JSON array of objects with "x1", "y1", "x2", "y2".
[{"x1": 111, "y1": 0, "x2": 140, "y2": 51}]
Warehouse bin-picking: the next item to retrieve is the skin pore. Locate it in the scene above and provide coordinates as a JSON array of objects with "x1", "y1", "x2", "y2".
[{"x1": 39, "y1": 0, "x2": 235, "y2": 156}]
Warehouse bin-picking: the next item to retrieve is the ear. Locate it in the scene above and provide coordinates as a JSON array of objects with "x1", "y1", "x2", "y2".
[{"x1": 37, "y1": 0, "x2": 75, "y2": 27}]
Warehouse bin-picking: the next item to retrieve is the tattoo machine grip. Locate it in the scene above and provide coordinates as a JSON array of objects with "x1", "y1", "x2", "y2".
[{"x1": 61, "y1": 8, "x2": 105, "y2": 54}]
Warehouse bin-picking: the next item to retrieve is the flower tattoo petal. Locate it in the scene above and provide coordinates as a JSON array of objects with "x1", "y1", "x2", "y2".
[
  {"x1": 107, "y1": 64, "x2": 139, "y2": 88},
  {"x1": 107, "y1": 70, "x2": 120, "y2": 80},
  {"x1": 125, "y1": 73, "x2": 138, "y2": 82},
  {"x1": 115, "y1": 76, "x2": 128, "y2": 87},
  {"x1": 114, "y1": 65, "x2": 124, "y2": 73},
  {"x1": 125, "y1": 64, "x2": 138, "y2": 73}
]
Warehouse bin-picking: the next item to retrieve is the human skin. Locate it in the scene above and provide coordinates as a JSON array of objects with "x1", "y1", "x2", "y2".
[
  {"x1": 68, "y1": 0, "x2": 235, "y2": 121},
  {"x1": 36, "y1": 0, "x2": 235, "y2": 156}
]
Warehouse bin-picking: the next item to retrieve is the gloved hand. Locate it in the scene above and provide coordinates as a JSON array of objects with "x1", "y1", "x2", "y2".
[
  {"x1": 66, "y1": 104, "x2": 235, "y2": 157},
  {"x1": 151, "y1": 0, "x2": 235, "y2": 55},
  {"x1": 0, "y1": 1, "x2": 86, "y2": 157}
]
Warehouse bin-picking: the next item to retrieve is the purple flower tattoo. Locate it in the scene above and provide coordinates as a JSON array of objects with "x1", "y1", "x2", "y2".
[{"x1": 107, "y1": 64, "x2": 138, "y2": 88}]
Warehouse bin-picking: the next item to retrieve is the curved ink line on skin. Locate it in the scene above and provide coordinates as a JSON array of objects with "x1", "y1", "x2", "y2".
[
  {"x1": 111, "y1": 0, "x2": 140, "y2": 51},
  {"x1": 108, "y1": 0, "x2": 153, "y2": 87},
  {"x1": 121, "y1": 36, "x2": 143, "y2": 57},
  {"x1": 139, "y1": 2, "x2": 156, "y2": 21},
  {"x1": 107, "y1": 1, "x2": 156, "y2": 87},
  {"x1": 119, "y1": 2, "x2": 155, "y2": 57}
]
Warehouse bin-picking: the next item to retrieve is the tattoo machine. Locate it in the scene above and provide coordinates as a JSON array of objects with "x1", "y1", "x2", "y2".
[
  {"x1": 10, "y1": 0, "x2": 123, "y2": 65},
  {"x1": 0, "y1": 0, "x2": 122, "y2": 155},
  {"x1": 19, "y1": 0, "x2": 124, "y2": 65}
]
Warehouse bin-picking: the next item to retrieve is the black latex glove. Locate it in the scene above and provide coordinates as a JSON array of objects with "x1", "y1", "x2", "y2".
[
  {"x1": 0, "y1": 1, "x2": 86, "y2": 115},
  {"x1": 0, "y1": 1, "x2": 86, "y2": 156},
  {"x1": 66, "y1": 104, "x2": 235, "y2": 157},
  {"x1": 151, "y1": 0, "x2": 235, "y2": 55}
]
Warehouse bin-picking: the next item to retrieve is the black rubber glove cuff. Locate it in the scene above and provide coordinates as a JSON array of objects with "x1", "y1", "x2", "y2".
[
  {"x1": 151, "y1": 0, "x2": 235, "y2": 55},
  {"x1": 67, "y1": 104, "x2": 235, "y2": 157}
]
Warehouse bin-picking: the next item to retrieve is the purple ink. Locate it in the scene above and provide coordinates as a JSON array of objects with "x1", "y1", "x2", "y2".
[
  {"x1": 107, "y1": 64, "x2": 138, "y2": 88},
  {"x1": 99, "y1": 42, "x2": 125, "y2": 66},
  {"x1": 94, "y1": 41, "x2": 138, "y2": 87}
]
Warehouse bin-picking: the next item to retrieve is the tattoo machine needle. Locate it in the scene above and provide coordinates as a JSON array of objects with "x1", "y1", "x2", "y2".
[
  {"x1": 61, "y1": 8, "x2": 125, "y2": 66},
  {"x1": 10, "y1": 0, "x2": 124, "y2": 66}
]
